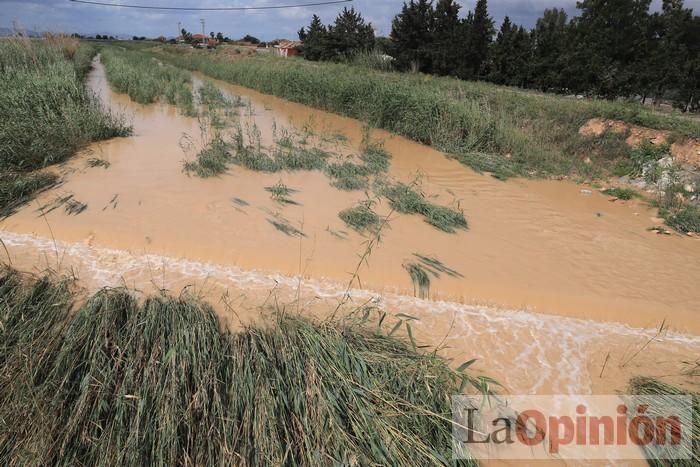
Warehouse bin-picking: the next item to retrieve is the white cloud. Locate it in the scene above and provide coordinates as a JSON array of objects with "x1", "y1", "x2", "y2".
[{"x1": 1, "y1": 0, "x2": 699, "y2": 40}]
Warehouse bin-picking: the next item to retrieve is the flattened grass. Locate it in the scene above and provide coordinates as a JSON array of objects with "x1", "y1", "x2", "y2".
[
  {"x1": 628, "y1": 376, "x2": 698, "y2": 466},
  {"x1": 381, "y1": 182, "x2": 468, "y2": 233},
  {"x1": 0, "y1": 268, "x2": 481, "y2": 465},
  {"x1": 0, "y1": 172, "x2": 59, "y2": 218},
  {"x1": 403, "y1": 254, "x2": 463, "y2": 299},
  {"x1": 339, "y1": 200, "x2": 381, "y2": 232}
]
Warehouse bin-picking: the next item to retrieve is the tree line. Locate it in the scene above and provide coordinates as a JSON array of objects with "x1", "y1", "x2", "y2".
[{"x1": 298, "y1": 1, "x2": 699, "y2": 112}]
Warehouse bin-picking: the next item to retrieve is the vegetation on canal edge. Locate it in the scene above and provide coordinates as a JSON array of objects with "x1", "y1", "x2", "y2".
[
  {"x1": 601, "y1": 187, "x2": 639, "y2": 200},
  {"x1": 0, "y1": 267, "x2": 487, "y2": 466},
  {"x1": 0, "y1": 172, "x2": 59, "y2": 218},
  {"x1": 153, "y1": 46, "x2": 700, "y2": 180},
  {"x1": 101, "y1": 46, "x2": 195, "y2": 116},
  {"x1": 628, "y1": 376, "x2": 699, "y2": 466},
  {"x1": 0, "y1": 37, "x2": 129, "y2": 217}
]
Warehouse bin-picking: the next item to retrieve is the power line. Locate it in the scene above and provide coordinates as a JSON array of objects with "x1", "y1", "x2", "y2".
[{"x1": 69, "y1": 0, "x2": 352, "y2": 11}]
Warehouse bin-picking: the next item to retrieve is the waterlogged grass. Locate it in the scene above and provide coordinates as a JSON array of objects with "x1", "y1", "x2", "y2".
[
  {"x1": 601, "y1": 187, "x2": 639, "y2": 200},
  {"x1": 628, "y1": 376, "x2": 698, "y2": 466},
  {"x1": 86, "y1": 157, "x2": 111, "y2": 168},
  {"x1": 339, "y1": 200, "x2": 381, "y2": 232},
  {"x1": 0, "y1": 172, "x2": 59, "y2": 218},
  {"x1": 264, "y1": 181, "x2": 298, "y2": 204},
  {"x1": 403, "y1": 262, "x2": 432, "y2": 299},
  {"x1": 403, "y1": 254, "x2": 463, "y2": 299},
  {"x1": 662, "y1": 205, "x2": 700, "y2": 234},
  {"x1": 198, "y1": 80, "x2": 228, "y2": 107},
  {"x1": 381, "y1": 182, "x2": 468, "y2": 233},
  {"x1": 64, "y1": 198, "x2": 87, "y2": 215},
  {"x1": 0, "y1": 268, "x2": 485, "y2": 465},
  {"x1": 231, "y1": 197, "x2": 249, "y2": 207},
  {"x1": 0, "y1": 37, "x2": 129, "y2": 215},
  {"x1": 101, "y1": 46, "x2": 195, "y2": 115},
  {"x1": 154, "y1": 47, "x2": 700, "y2": 179},
  {"x1": 183, "y1": 136, "x2": 231, "y2": 177},
  {"x1": 412, "y1": 254, "x2": 464, "y2": 278},
  {"x1": 267, "y1": 215, "x2": 306, "y2": 237},
  {"x1": 326, "y1": 161, "x2": 371, "y2": 190}
]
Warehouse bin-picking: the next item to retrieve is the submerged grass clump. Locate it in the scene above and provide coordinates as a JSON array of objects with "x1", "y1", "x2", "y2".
[
  {"x1": 183, "y1": 136, "x2": 231, "y2": 177},
  {"x1": 198, "y1": 80, "x2": 228, "y2": 108},
  {"x1": 326, "y1": 138, "x2": 391, "y2": 191},
  {"x1": 326, "y1": 161, "x2": 371, "y2": 190},
  {"x1": 264, "y1": 181, "x2": 298, "y2": 203},
  {"x1": 267, "y1": 217, "x2": 305, "y2": 236},
  {"x1": 627, "y1": 376, "x2": 698, "y2": 466},
  {"x1": 601, "y1": 187, "x2": 638, "y2": 200},
  {"x1": 339, "y1": 200, "x2": 381, "y2": 232},
  {"x1": 403, "y1": 262, "x2": 432, "y2": 299},
  {"x1": 275, "y1": 145, "x2": 330, "y2": 171},
  {"x1": 403, "y1": 254, "x2": 463, "y2": 299},
  {"x1": 413, "y1": 253, "x2": 463, "y2": 278},
  {"x1": 0, "y1": 268, "x2": 482, "y2": 465},
  {"x1": 231, "y1": 197, "x2": 249, "y2": 207},
  {"x1": 86, "y1": 157, "x2": 111, "y2": 168},
  {"x1": 381, "y1": 182, "x2": 468, "y2": 233},
  {"x1": 64, "y1": 198, "x2": 87, "y2": 215}
]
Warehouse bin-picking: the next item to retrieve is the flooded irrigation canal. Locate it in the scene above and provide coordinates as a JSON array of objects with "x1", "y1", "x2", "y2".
[{"x1": 2, "y1": 58, "x2": 698, "y2": 399}]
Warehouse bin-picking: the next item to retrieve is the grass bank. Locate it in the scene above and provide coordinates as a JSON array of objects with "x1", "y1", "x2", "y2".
[
  {"x1": 628, "y1": 376, "x2": 698, "y2": 465},
  {"x1": 154, "y1": 47, "x2": 700, "y2": 180},
  {"x1": 0, "y1": 267, "x2": 483, "y2": 465},
  {"x1": 101, "y1": 46, "x2": 195, "y2": 115},
  {"x1": 0, "y1": 36, "x2": 130, "y2": 217}
]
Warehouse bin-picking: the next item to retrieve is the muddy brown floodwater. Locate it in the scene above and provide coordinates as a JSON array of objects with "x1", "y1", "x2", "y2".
[{"x1": 2, "y1": 58, "x2": 699, "y2": 409}]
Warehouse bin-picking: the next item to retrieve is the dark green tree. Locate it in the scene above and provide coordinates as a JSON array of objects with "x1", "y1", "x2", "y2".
[
  {"x1": 390, "y1": 0, "x2": 435, "y2": 72},
  {"x1": 242, "y1": 34, "x2": 260, "y2": 44},
  {"x1": 669, "y1": 5, "x2": 700, "y2": 110},
  {"x1": 460, "y1": 0, "x2": 494, "y2": 79},
  {"x1": 531, "y1": 8, "x2": 569, "y2": 91},
  {"x1": 487, "y1": 17, "x2": 532, "y2": 87},
  {"x1": 326, "y1": 7, "x2": 375, "y2": 60},
  {"x1": 298, "y1": 14, "x2": 329, "y2": 61},
  {"x1": 432, "y1": 0, "x2": 462, "y2": 75},
  {"x1": 568, "y1": 0, "x2": 652, "y2": 97}
]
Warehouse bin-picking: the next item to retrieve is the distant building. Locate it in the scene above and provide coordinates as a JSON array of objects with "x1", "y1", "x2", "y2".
[
  {"x1": 274, "y1": 40, "x2": 300, "y2": 58},
  {"x1": 190, "y1": 34, "x2": 218, "y2": 49}
]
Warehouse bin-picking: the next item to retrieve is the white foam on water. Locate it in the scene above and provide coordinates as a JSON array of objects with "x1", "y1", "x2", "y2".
[{"x1": 3, "y1": 230, "x2": 698, "y2": 395}]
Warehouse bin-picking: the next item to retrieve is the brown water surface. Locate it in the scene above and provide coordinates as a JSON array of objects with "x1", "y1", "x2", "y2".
[{"x1": 2, "y1": 58, "x2": 698, "y2": 402}]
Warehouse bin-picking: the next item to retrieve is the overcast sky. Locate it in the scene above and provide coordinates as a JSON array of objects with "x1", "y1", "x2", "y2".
[{"x1": 2, "y1": 0, "x2": 698, "y2": 40}]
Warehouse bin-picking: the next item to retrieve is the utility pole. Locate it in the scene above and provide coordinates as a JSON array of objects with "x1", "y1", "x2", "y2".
[
  {"x1": 200, "y1": 18, "x2": 205, "y2": 45},
  {"x1": 177, "y1": 21, "x2": 181, "y2": 41}
]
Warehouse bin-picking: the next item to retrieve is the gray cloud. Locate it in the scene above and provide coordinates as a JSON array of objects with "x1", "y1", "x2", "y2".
[{"x1": 1, "y1": 0, "x2": 698, "y2": 40}]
